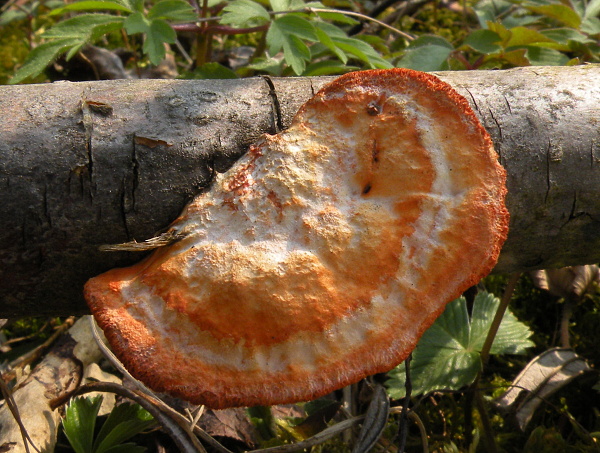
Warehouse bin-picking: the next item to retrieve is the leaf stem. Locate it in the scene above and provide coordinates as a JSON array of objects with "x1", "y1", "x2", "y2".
[{"x1": 480, "y1": 272, "x2": 522, "y2": 365}]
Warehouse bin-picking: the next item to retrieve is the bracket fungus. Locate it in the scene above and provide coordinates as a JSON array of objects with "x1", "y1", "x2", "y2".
[{"x1": 85, "y1": 69, "x2": 509, "y2": 409}]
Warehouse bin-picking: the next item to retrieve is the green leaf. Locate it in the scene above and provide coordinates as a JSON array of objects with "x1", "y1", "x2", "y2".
[
  {"x1": 49, "y1": 0, "x2": 132, "y2": 16},
  {"x1": 500, "y1": 48, "x2": 530, "y2": 66},
  {"x1": 283, "y1": 34, "x2": 311, "y2": 74},
  {"x1": 62, "y1": 396, "x2": 103, "y2": 453},
  {"x1": 302, "y1": 60, "x2": 357, "y2": 76},
  {"x1": 220, "y1": 0, "x2": 270, "y2": 27},
  {"x1": 147, "y1": 0, "x2": 197, "y2": 22},
  {"x1": 266, "y1": 15, "x2": 318, "y2": 74},
  {"x1": 42, "y1": 14, "x2": 124, "y2": 39},
  {"x1": 93, "y1": 406, "x2": 153, "y2": 453},
  {"x1": 541, "y1": 28, "x2": 594, "y2": 45},
  {"x1": 523, "y1": 46, "x2": 570, "y2": 65},
  {"x1": 386, "y1": 292, "x2": 533, "y2": 399},
  {"x1": 123, "y1": 11, "x2": 150, "y2": 34},
  {"x1": 144, "y1": 19, "x2": 176, "y2": 64},
  {"x1": 94, "y1": 402, "x2": 153, "y2": 453},
  {"x1": 299, "y1": 1, "x2": 357, "y2": 23},
  {"x1": 504, "y1": 26, "x2": 556, "y2": 48},
  {"x1": 585, "y1": 0, "x2": 600, "y2": 19},
  {"x1": 581, "y1": 16, "x2": 600, "y2": 35},
  {"x1": 524, "y1": 4, "x2": 581, "y2": 28},
  {"x1": 101, "y1": 444, "x2": 146, "y2": 453},
  {"x1": 10, "y1": 38, "x2": 81, "y2": 84},
  {"x1": 397, "y1": 35, "x2": 453, "y2": 71},
  {"x1": 272, "y1": 15, "x2": 318, "y2": 41},
  {"x1": 314, "y1": 27, "x2": 347, "y2": 63},
  {"x1": 463, "y1": 29, "x2": 502, "y2": 53},
  {"x1": 247, "y1": 56, "x2": 284, "y2": 75},
  {"x1": 332, "y1": 36, "x2": 392, "y2": 68},
  {"x1": 189, "y1": 62, "x2": 239, "y2": 78},
  {"x1": 469, "y1": 292, "x2": 534, "y2": 355},
  {"x1": 269, "y1": 0, "x2": 288, "y2": 11},
  {"x1": 0, "y1": 9, "x2": 29, "y2": 25}
]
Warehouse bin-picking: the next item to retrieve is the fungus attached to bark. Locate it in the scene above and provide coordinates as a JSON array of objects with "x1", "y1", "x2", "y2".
[{"x1": 85, "y1": 68, "x2": 509, "y2": 409}]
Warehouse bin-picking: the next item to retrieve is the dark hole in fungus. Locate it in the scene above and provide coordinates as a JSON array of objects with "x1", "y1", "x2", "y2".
[
  {"x1": 362, "y1": 183, "x2": 372, "y2": 194},
  {"x1": 366, "y1": 101, "x2": 381, "y2": 116}
]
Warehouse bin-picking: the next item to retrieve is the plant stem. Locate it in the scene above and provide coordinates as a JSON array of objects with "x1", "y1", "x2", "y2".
[
  {"x1": 397, "y1": 354, "x2": 412, "y2": 452},
  {"x1": 560, "y1": 296, "x2": 574, "y2": 348},
  {"x1": 480, "y1": 272, "x2": 522, "y2": 365},
  {"x1": 466, "y1": 273, "x2": 521, "y2": 449}
]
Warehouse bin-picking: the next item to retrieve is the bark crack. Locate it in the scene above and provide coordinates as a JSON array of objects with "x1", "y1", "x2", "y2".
[
  {"x1": 487, "y1": 107, "x2": 502, "y2": 142},
  {"x1": 80, "y1": 95, "x2": 95, "y2": 199},
  {"x1": 42, "y1": 182, "x2": 52, "y2": 228},
  {"x1": 545, "y1": 141, "x2": 551, "y2": 204},
  {"x1": 120, "y1": 179, "x2": 131, "y2": 241},
  {"x1": 502, "y1": 94, "x2": 512, "y2": 115},
  {"x1": 131, "y1": 138, "x2": 139, "y2": 211},
  {"x1": 464, "y1": 88, "x2": 480, "y2": 113},
  {"x1": 261, "y1": 75, "x2": 283, "y2": 133}
]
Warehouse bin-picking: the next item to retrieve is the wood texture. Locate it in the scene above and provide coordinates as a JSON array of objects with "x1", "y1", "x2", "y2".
[{"x1": 1, "y1": 65, "x2": 599, "y2": 317}]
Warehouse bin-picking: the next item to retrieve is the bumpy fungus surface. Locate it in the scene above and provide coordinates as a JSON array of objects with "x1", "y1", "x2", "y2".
[{"x1": 85, "y1": 69, "x2": 509, "y2": 409}]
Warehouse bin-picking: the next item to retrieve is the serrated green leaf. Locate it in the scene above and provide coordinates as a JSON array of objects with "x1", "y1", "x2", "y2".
[
  {"x1": 10, "y1": 38, "x2": 82, "y2": 84},
  {"x1": 42, "y1": 14, "x2": 124, "y2": 39},
  {"x1": 49, "y1": 0, "x2": 132, "y2": 16},
  {"x1": 144, "y1": 19, "x2": 176, "y2": 64},
  {"x1": 62, "y1": 396, "x2": 103, "y2": 453},
  {"x1": 147, "y1": 0, "x2": 197, "y2": 22},
  {"x1": 313, "y1": 20, "x2": 346, "y2": 38},
  {"x1": 469, "y1": 292, "x2": 534, "y2": 354},
  {"x1": 315, "y1": 27, "x2": 347, "y2": 63},
  {"x1": 299, "y1": 0, "x2": 356, "y2": 23},
  {"x1": 524, "y1": 4, "x2": 581, "y2": 28},
  {"x1": 123, "y1": 11, "x2": 150, "y2": 34},
  {"x1": 332, "y1": 36, "x2": 392, "y2": 68},
  {"x1": 386, "y1": 292, "x2": 533, "y2": 399},
  {"x1": 273, "y1": 15, "x2": 318, "y2": 41},
  {"x1": 311, "y1": 7, "x2": 358, "y2": 24},
  {"x1": 463, "y1": 29, "x2": 502, "y2": 53},
  {"x1": 283, "y1": 34, "x2": 310, "y2": 74},
  {"x1": 220, "y1": 0, "x2": 270, "y2": 27}
]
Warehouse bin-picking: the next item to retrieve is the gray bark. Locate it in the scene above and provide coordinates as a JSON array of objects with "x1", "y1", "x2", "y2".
[{"x1": 1, "y1": 65, "x2": 599, "y2": 317}]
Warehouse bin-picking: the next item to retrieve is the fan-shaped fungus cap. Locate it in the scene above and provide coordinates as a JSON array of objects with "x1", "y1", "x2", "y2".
[{"x1": 85, "y1": 69, "x2": 509, "y2": 409}]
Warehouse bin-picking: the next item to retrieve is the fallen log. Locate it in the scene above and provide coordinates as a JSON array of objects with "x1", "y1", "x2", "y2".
[{"x1": 1, "y1": 65, "x2": 599, "y2": 317}]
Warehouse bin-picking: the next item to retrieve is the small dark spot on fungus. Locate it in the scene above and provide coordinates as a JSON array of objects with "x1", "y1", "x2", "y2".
[
  {"x1": 363, "y1": 183, "x2": 372, "y2": 194},
  {"x1": 366, "y1": 101, "x2": 382, "y2": 116},
  {"x1": 372, "y1": 140, "x2": 380, "y2": 163}
]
